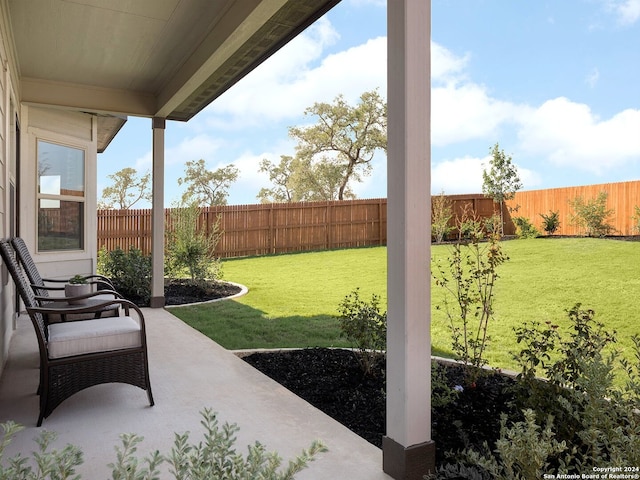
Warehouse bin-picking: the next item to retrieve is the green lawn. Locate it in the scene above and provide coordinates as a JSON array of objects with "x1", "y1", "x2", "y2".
[{"x1": 170, "y1": 238, "x2": 640, "y2": 372}]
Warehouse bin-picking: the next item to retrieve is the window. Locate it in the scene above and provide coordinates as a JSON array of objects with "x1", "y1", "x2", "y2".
[{"x1": 37, "y1": 140, "x2": 85, "y2": 251}]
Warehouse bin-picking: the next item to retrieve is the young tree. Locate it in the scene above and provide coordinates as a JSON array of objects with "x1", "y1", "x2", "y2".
[
  {"x1": 431, "y1": 191, "x2": 454, "y2": 243},
  {"x1": 482, "y1": 143, "x2": 522, "y2": 235},
  {"x1": 177, "y1": 159, "x2": 239, "y2": 207},
  {"x1": 288, "y1": 89, "x2": 387, "y2": 200},
  {"x1": 99, "y1": 167, "x2": 151, "y2": 209}
]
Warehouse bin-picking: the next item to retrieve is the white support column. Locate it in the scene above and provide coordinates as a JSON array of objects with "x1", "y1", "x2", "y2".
[
  {"x1": 383, "y1": 1, "x2": 434, "y2": 479},
  {"x1": 150, "y1": 117, "x2": 166, "y2": 308}
]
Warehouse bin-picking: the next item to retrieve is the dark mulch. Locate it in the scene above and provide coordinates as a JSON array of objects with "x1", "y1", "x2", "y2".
[
  {"x1": 164, "y1": 279, "x2": 242, "y2": 305},
  {"x1": 242, "y1": 348, "x2": 517, "y2": 463}
]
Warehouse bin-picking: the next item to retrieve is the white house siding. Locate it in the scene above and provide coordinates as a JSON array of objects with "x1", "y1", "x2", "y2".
[
  {"x1": 0, "y1": 7, "x2": 16, "y2": 375},
  {"x1": 20, "y1": 106, "x2": 98, "y2": 284}
]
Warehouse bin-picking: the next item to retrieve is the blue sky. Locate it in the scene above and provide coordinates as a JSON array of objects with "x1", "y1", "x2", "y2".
[{"x1": 97, "y1": 0, "x2": 640, "y2": 208}]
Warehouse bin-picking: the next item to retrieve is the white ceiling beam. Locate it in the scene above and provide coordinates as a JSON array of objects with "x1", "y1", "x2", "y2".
[{"x1": 21, "y1": 77, "x2": 156, "y2": 117}]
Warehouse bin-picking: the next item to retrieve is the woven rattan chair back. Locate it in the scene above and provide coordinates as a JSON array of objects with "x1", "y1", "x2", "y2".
[
  {"x1": 0, "y1": 239, "x2": 48, "y2": 342},
  {"x1": 11, "y1": 237, "x2": 51, "y2": 297}
]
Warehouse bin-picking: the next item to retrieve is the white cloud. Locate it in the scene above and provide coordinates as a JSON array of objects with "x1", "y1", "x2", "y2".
[
  {"x1": 585, "y1": 67, "x2": 600, "y2": 88},
  {"x1": 201, "y1": 18, "x2": 385, "y2": 129},
  {"x1": 607, "y1": 0, "x2": 640, "y2": 24},
  {"x1": 432, "y1": 42, "x2": 470, "y2": 83},
  {"x1": 431, "y1": 156, "x2": 486, "y2": 194},
  {"x1": 347, "y1": 0, "x2": 386, "y2": 7},
  {"x1": 432, "y1": 83, "x2": 528, "y2": 146},
  {"x1": 517, "y1": 97, "x2": 640, "y2": 173}
]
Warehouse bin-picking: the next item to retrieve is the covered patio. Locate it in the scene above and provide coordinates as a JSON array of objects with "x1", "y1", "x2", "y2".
[
  {"x1": 0, "y1": 0, "x2": 433, "y2": 477},
  {"x1": 0, "y1": 307, "x2": 390, "y2": 479}
]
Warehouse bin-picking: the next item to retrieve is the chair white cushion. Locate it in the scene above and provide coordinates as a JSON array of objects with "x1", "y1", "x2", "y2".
[{"x1": 48, "y1": 317, "x2": 141, "y2": 359}]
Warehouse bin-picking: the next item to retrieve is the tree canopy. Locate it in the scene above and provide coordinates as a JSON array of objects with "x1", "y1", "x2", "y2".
[
  {"x1": 99, "y1": 167, "x2": 151, "y2": 209},
  {"x1": 177, "y1": 159, "x2": 239, "y2": 207},
  {"x1": 287, "y1": 90, "x2": 387, "y2": 201},
  {"x1": 257, "y1": 154, "x2": 355, "y2": 203}
]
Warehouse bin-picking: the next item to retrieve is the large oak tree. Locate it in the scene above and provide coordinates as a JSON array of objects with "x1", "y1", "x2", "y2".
[{"x1": 288, "y1": 90, "x2": 387, "y2": 201}]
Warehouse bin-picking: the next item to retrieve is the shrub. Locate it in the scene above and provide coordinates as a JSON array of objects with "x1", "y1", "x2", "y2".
[
  {"x1": 98, "y1": 246, "x2": 152, "y2": 305},
  {"x1": 165, "y1": 203, "x2": 222, "y2": 283},
  {"x1": 432, "y1": 221, "x2": 508, "y2": 382},
  {"x1": 0, "y1": 421, "x2": 83, "y2": 479},
  {"x1": 433, "y1": 305, "x2": 640, "y2": 478},
  {"x1": 632, "y1": 205, "x2": 640, "y2": 234},
  {"x1": 336, "y1": 288, "x2": 386, "y2": 376},
  {"x1": 1, "y1": 409, "x2": 327, "y2": 480},
  {"x1": 432, "y1": 191, "x2": 454, "y2": 243},
  {"x1": 539, "y1": 210, "x2": 560, "y2": 235},
  {"x1": 568, "y1": 191, "x2": 616, "y2": 237},
  {"x1": 512, "y1": 216, "x2": 539, "y2": 239}
]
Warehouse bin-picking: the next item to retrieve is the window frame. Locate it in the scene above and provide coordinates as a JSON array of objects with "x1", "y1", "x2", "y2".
[{"x1": 36, "y1": 138, "x2": 88, "y2": 253}]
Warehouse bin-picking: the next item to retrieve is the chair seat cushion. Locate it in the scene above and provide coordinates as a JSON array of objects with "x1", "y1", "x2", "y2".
[{"x1": 48, "y1": 317, "x2": 141, "y2": 359}]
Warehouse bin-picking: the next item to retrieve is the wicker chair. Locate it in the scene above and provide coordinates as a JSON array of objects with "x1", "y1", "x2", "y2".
[
  {"x1": 11, "y1": 237, "x2": 115, "y2": 296},
  {"x1": 0, "y1": 239, "x2": 154, "y2": 426},
  {"x1": 10, "y1": 237, "x2": 120, "y2": 320}
]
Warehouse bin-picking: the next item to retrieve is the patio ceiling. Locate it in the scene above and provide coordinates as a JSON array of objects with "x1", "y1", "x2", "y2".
[{"x1": 6, "y1": 0, "x2": 340, "y2": 150}]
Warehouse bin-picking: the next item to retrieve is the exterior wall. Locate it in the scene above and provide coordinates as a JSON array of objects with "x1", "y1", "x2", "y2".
[
  {"x1": 0, "y1": 5, "x2": 18, "y2": 375},
  {"x1": 20, "y1": 106, "x2": 98, "y2": 283}
]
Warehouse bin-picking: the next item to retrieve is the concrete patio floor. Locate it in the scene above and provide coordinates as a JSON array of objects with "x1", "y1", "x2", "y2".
[{"x1": 0, "y1": 307, "x2": 391, "y2": 479}]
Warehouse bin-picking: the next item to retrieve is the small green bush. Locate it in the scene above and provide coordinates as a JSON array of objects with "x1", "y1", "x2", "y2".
[
  {"x1": 98, "y1": 246, "x2": 152, "y2": 305},
  {"x1": 432, "y1": 191, "x2": 454, "y2": 243},
  {"x1": 512, "y1": 216, "x2": 539, "y2": 239},
  {"x1": 1, "y1": 409, "x2": 327, "y2": 480},
  {"x1": 165, "y1": 203, "x2": 222, "y2": 283},
  {"x1": 568, "y1": 191, "x2": 616, "y2": 237},
  {"x1": 336, "y1": 288, "x2": 386, "y2": 376},
  {"x1": 632, "y1": 205, "x2": 640, "y2": 234},
  {"x1": 432, "y1": 304, "x2": 640, "y2": 479},
  {"x1": 539, "y1": 210, "x2": 560, "y2": 235}
]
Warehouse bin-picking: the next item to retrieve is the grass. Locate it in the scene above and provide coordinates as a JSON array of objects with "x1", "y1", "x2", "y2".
[{"x1": 170, "y1": 238, "x2": 640, "y2": 372}]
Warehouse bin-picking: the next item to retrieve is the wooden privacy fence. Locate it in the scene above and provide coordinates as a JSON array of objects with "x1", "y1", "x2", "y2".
[
  {"x1": 97, "y1": 180, "x2": 640, "y2": 258},
  {"x1": 506, "y1": 180, "x2": 640, "y2": 236},
  {"x1": 98, "y1": 199, "x2": 389, "y2": 258}
]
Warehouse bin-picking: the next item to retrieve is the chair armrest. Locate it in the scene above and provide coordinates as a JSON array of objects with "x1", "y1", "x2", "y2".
[
  {"x1": 42, "y1": 275, "x2": 115, "y2": 289},
  {"x1": 31, "y1": 283, "x2": 65, "y2": 291},
  {"x1": 28, "y1": 298, "x2": 144, "y2": 328},
  {"x1": 34, "y1": 289, "x2": 123, "y2": 303}
]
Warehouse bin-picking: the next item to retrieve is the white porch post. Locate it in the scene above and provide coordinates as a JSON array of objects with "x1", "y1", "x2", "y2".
[
  {"x1": 150, "y1": 117, "x2": 166, "y2": 308},
  {"x1": 383, "y1": 1, "x2": 434, "y2": 479}
]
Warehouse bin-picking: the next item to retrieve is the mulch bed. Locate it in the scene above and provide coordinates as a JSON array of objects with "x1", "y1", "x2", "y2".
[
  {"x1": 242, "y1": 348, "x2": 517, "y2": 463},
  {"x1": 164, "y1": 279, "x2": 242, "y2": 305}
]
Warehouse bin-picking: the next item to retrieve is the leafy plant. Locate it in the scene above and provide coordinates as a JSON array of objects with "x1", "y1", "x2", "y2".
[
  {"x1": 336, "y1": 288, "x2": 386, "y2": 375},
  {"x1": 165, "y1": 203, "x2": 222, "y2": 283},
  {"x1": 632, "y1": 205, "x2": 640, "y2": 234},
  {"x1": 511, "y1": 216, "x2": 539, "y2": 239},
  {"x1": 1, "y1": 410, "x2": 327, "y2": 480},
  {"x1": 568, "y1": 191, "x2": 616, "y2": 237},
  {"x1": 434, "y1": 305, "x2": 640, "y2": 478},
  {"x1": 432, "y1": 218, "x2": 508, "y2": 382},
  {"x1": 68, "y1": 274, "x2": 88, "y2": 285},
  {"x1": 431, "y1": 361, "x2": 462, "y2": 408},
  {"x1": 510, "y1": 304, "x2": 640, "y2": 469},
  {"x1": 432, "y1": 191, "x2": 454, "y2": 243},
  {"x1": 98, "y1": 246, "x2": 152, "y2": 305},
  {"x1": 0, "y1": 421, "x2": 83, "y2": 480},
  {"x1": 539, "y1": 210, "x2": 560, "y2": 235}
]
